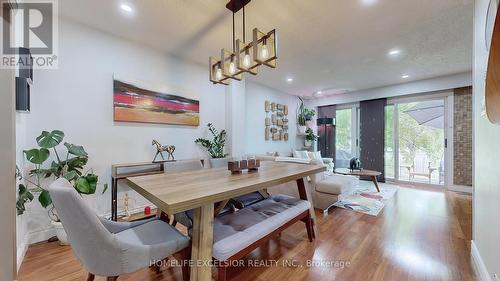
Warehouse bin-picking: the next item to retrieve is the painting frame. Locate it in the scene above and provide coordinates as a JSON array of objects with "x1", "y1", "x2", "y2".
[{"x1": 113, "y1": 78, "x2": 200, "y2": 126}]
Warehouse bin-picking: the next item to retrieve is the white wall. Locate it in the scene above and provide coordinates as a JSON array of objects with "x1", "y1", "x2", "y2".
[
  {"x1": 472, "y1": 0, "x2": 500, "y2": 280},
  {"x1": 18, "y1": 19, "x2": 225, "y2": 245},
  {"x1": 0, "y1": 34, "x2": 17, "y2": 281},
  {"x1": 306, "y1": 72, "x2": 472, "y2": 107},
  {"x1": 15, "y1": 113, "x2": 29, "y2": 269},
  {"x1": 226, "y1": 80, "x2": 247, "y2": 158},
  {"x1": 245, "y1": 81, "x2": 299, "y2": 155}
]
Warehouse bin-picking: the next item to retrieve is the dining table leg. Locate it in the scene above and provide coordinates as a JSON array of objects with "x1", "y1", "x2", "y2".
[
  {"x1": 190, "y1": 203, "x2": 214, "y2": 281},
  {"x1": 296, "y1": 178, "x2": 319, "y2": 236}
]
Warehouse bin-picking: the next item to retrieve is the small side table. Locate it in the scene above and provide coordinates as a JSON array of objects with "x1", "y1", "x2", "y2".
[{"x1": 334, "y1": 168, "x2": 382, "y2": 192}]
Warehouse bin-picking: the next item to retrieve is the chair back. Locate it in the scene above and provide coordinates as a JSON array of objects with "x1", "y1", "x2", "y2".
[
  {"x1": 164, "y1": 159, "x2": 203, "y2": 173},
  {"x1": 413, "y1": 152, "x2": 429, "y2": 173},
  {"x1": 48, "y1": 178, "x2": 122, "y2": 275}
]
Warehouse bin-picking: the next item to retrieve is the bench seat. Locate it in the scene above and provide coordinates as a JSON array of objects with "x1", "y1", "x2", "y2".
[{"x1": 213, "y1": 194, "x2": 311, "y2": 261}]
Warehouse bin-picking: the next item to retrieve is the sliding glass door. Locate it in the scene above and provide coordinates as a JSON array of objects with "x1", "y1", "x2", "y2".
[
  {"x1": 335, "y1": 106, "x2": 359, "y2": 168},
  {"x1": 385, "y1": 98, "x2": 446, "y2": 186}
]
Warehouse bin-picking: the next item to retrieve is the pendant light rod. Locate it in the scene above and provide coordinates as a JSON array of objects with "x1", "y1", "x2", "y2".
[
  {"x1": 243, "y1": 6, "x2": 246, "y2": 43},
  {"x1": 232, "y1": 12, "x2": 235, "y2": 52}
]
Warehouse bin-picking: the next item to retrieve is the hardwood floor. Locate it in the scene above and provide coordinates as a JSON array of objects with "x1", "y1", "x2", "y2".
[{"x1": 17, "y1": 185, "x2": 477, "y2": 281}]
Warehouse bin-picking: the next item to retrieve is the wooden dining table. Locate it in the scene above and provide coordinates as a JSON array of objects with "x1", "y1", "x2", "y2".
[{"x1": 126, "y1": 160, "x2": 325, "y2": 281}]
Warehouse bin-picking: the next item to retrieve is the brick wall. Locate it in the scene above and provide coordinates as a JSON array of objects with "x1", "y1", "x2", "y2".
[{"x1": 453, "y1": 87, "x2": 473, "y2": 186}]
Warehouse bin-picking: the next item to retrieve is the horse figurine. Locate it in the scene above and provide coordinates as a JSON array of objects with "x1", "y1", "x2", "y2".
[{"x1": 152, "y1": 140, "x2": 176, "y2": 162}]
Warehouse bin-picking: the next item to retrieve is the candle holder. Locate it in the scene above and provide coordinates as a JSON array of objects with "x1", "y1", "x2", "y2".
[{"x1": 228, "y1": 159, "x2": 260, "y2": 174}]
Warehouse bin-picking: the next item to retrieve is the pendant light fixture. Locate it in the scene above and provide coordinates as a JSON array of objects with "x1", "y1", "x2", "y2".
[{"x1": 209, "y1": 0, "x2": 278, "y2": 85}]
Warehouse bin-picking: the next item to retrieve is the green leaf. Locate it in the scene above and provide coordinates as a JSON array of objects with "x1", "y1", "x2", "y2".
[
  {"x1": 16, "y1": 184, "x2": 34, "y2": 215},
  {"x1": 74, "y1": 177, "x2": 90, "y2": 194},
  {"x1": 66, "y1": 157, "x2": 88, "y2": 175},
  {"x1": 64, "y1": 142, "x2": 88, "y2": 157},
  {"x1": 24, "y1": 148, "x2": 50, "y2": 164},
  {"x1": 63, "y1": 170, "x2": 79, "y2": 182},
  {"x1": 29, "y1": 168, "x2": 53, "y2": 178},
  {"x1": 75, "y1": 174, "x2": 98, "y2": 195},
  {"x1": 36, "y1": 130, "x2": 64, "y2": 149},
  {"x1": 49, "y1": 160, "x2": 64, "y2": 178},
  {"x1": 38, "y1": 189, "x2": 52, "y2": 208}
]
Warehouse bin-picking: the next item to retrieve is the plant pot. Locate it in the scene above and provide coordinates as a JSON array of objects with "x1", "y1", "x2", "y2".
[
  {"x1": 209, "y1": 157, "x2": 230, "y2": 168},
  {"x1": 305, "y1": 120, "x2": 314, "y2": 128},
  {"x1": 304, "y1": 140, "x2": 312, "y2": 148},
  {"x1": 51, "y1": 221, "x2": 69, "y2": 246},
  {"x1": 298, "y1": 126, "x2": 307, "y2": 135}
]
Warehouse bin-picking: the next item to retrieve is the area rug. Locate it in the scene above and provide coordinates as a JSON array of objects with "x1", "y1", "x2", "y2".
[{"x1": 333, "y1": 181, "x2": 398, "y2": 216}]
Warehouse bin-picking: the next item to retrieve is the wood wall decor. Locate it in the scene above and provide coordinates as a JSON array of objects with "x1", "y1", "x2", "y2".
[
  {"x1": 265, "y1": 100, "x2": 288, "y2": 141},
  {"x1": 486, "y1": 1, "x2": 500, "y2": 124}
]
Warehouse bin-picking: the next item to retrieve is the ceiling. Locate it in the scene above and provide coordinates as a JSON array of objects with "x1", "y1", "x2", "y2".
[{"x1": 58, "y1": 0, "x2": 474, "y2": 98}]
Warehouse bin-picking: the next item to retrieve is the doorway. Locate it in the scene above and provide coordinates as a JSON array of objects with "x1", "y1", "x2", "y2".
[
  {"x1": 385, "y1": 96, "x2": 449, "y2": 186},
  {"x1": 335, "y1": 105, "x2": 360, "y2": 168}
]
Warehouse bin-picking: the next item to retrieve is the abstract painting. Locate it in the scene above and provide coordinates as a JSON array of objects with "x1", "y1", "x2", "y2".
[{"x1": 113, "y1": 80, "x2": 200, "y2": 126}]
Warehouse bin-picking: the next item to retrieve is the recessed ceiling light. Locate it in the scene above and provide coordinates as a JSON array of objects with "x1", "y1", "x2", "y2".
[
  {"x1": 402, "y1": 75, "x2": 409, "y2": 79},
  {"x1": 286, "y1": 78, "x2": 294, "y2": 83},
  {"x1": 316, "y1": 91, "x2": 323, "y2": 95},
  {"x1": 120, "y1": 4, "x2": 133, "y2": 13},
  {"x1": 361, "y1": 0, "x2": 378, "y2": 6},
  {"x1": 388, "y1": 49, "x2": 401, "y2": 56}
]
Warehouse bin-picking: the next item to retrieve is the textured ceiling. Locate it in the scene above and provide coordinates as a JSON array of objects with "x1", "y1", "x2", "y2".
[{"x1": 58, "y1": 0, "x2": 473, "y2": 97}]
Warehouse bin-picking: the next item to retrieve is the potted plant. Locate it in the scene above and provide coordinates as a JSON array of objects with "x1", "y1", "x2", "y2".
[
  {"x1": 304, "y1": 128, "x2": 319, "y2": 148},
  {"x1": 195, "y1": 123, "x2": 229, "y2": 167},
  {"x1": 297, "y1": 97, "x2": 307, "y2": 134},
  {"x1": 304, "y1": 108, "x2": 316, "y2": 127},
  {"x1": 16, "y1": 130, "x2": 103, "y2": 245}
]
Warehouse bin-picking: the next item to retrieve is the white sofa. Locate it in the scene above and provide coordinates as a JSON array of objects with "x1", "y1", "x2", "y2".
[{"x1": 253, "y1": 155, "x2": 359, "y2": 214}]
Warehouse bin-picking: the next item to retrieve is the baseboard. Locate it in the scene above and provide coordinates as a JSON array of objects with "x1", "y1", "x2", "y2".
[
  {"x1": 471, "y1": 240, "x2": 492, "y2": 281},
  {"x1": 448, "y1": 185, "x2": 473, "y2": 194},
  {"x1": 27, "y1": 227, "x2": 55, "y2": 245},
  {"x1": 16, "y1": 241, "x2": 28, "y2": 272}
]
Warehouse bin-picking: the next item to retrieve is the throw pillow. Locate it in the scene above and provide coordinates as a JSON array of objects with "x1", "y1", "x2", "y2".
[
  {"x1": 293, "y1": 150, "x2": 310, "y2": 159},
  {"x1": 307, "y1": 151, "x2": 322, "y2": 160}
]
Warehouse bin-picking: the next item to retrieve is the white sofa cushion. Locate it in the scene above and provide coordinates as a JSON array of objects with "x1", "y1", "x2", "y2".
[
  {"x1": 315, "y1": 174, "x2": 359, "y2": 195},
  {"x1": 307, "y1": 151, "x2": 322, "y2": 160},
  {"x1": 275, "y1": 156, "x2": 311, "y2": 164},
  {"x1": 212, "y1": 194, "x2": 310, "y2": 261},
  {"x1": 293, "y1": 150, "x2": 310, "y2": 159}
]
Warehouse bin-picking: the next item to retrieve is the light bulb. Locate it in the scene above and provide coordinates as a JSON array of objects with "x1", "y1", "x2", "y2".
[
  {"x1": 260, "y1": 44, "x2": 269, "y2": 60},
  {"x1": 229, "y1": 61, "x2": 236, "y2": 75},
  {"x1": 243, "y1": 53, "x2": 251, "y2": 68},
  {"x1": 215, "y1": 67, "x2": 223, "y2": 80}
]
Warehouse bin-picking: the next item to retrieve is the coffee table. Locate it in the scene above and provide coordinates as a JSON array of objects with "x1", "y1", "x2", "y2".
[{"x1": 334, "y1": 168, "x2": 382, "y2": 192}]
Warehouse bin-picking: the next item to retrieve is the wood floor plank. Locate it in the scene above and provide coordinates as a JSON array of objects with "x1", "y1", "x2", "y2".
[{"x1": 17, "y1": 185, "x2": 478, "y2": 281}]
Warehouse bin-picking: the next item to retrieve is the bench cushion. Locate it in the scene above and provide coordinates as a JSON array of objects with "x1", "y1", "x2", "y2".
[
  {"x1": 230, "y1": 192, "x2": 266, "y2": 209},
  {"x1": 213, "y1": 194, "x2": 310, "y2": 261},
  {"x1": 174, "y1": 203, "x2": 235, "y2": 230},
  {"x1": 315, "y1": 174, "x2": 358, "y2": 195}
]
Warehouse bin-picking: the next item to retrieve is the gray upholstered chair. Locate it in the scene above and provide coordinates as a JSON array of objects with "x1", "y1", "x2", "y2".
[{"x1": 48, "y1": 178, "x2": 191, "y2": 281}]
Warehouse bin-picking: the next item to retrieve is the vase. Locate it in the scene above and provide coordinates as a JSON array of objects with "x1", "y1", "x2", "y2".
[
  {"x1": 51, "y1": 221, "x2": 69, "y2": 246},
  {"x1": 304, "y1": 140, "x2": 312, "y2": 148},
  {"x1": 298, "y1": 126, "x2": 307, "y2": 135},
  {"x1": 209, "y1": 157, "x2": 230, "y2": 168}
]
